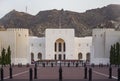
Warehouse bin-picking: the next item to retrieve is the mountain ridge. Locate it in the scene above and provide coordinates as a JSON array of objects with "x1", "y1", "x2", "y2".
[{"x1": 0, "y1": 4, "x2": 120, "y2": 37}]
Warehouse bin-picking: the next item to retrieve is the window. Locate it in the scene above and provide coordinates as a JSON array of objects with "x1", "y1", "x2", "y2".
[
  {"x1": 63, "y1": 42, "x2": 66, "y2": 52},
  {"x1": 58, "y1": 54, "x2": 62, "y2": 60},
  {"x1": 63, "y1": 54, "x2": 66, "y2": 60},
  {"x1": 55, "y1": 54, "x2": 57, "y2": 60},
  {"x1": 55, "y1": 43, "x2": 57, "y2": 52},
  {"x1": 31, "y1": 43, "x2": 33, "y2": 46},
  {"x1": 31, "y1": 53, "x2": 34, "y2": 60},
  {"x1": 86, "y1": 53, "x2": 90, "y2": 62},
  {"x1": 38, "y1": 53, "x2": 42, "y2": 60},
  {"x1": 55, "y1": 38, "x2": 65, "y2": 52},
  {"x1": 59, "y1": 43, "x2": 62, "y2": 52},
  {"x1": 87, "y1": 44, "x2": 89, "y2": 46},
  {"x1": 78, "y1": 53, "x2": 82, "y2": 60}
]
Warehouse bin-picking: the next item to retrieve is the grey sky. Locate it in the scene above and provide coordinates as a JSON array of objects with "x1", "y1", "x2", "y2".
[{"x1": 0, "y1": 0, "x2": 120, "y2": 18}]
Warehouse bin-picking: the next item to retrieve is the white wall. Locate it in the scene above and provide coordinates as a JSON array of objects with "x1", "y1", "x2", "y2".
[
  {"x1": 0, "y1": 28, "x2": 29, "y2": 65},
  {"x1": 29, "y1": 36, "x2": 45, "y2": 61},
  {"x1": 75, "y1": 37, "x2": 92, "y2": 60},
  {"x1": 91, "y1": 28, "x2": 120, "y2": 65},
  {"x1": 105, "y1": 31, "x2": 120, "y2": 59},
  {"x1": 45, "y1": 29, "x2": 75, "y2": 60}
]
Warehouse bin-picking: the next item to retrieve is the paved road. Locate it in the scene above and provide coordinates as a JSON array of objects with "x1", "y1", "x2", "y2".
[
  {"x1": 1, "y1": 65, "x2": 119, "y2": 81},
  {"x1": 4, "y1": 79, "x2": 117, "y2": 81}
]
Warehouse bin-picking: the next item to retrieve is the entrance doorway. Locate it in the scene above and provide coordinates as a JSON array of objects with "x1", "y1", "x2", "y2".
[
  {"x1": 58, "y1": 54, "x2": 62, "y2": 60},
  {"x1": 54, "y1": 38, "x2": 66, "y2": 60}
]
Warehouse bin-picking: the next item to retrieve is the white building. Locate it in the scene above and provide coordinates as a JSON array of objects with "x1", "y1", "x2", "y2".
[
  {"x1": 0, "y1": 28, "x2": 29, "y2": 65},
  {"x1": 3, "y1": 28, "x2": 119, "y2": 65},
  {"x1": 91, "y1": 28, "x2": 120, "y2": 65},
  {"x1": 29, "y1": 28, "x2": 92, "y2": 63},
  {"x1": 29, "y1": 36, "x2": 45, "y2": 62}
]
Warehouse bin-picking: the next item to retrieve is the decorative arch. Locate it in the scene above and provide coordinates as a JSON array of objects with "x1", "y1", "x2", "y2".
[
  {"x1": 78, "y1": 53, "x2": 82, "y2": 60},
  {"x1": 55, "y1": 38, "x2": 65, "y2": 52},
  {"x1": 38, "y1": 52, "x2": 42, "y2": 60},
  {"x1": 86, "y1": 53, "x2": 90, "y2": 62}
]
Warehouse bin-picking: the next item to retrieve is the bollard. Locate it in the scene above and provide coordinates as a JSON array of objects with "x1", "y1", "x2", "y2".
[
  {"x1": 43, "y1": 63, "x2": 45, "y2": 67},
  {"x1": 29, "y1": 68, "x2": 33, "y2": 81},
  {"x1": 51, "y1": 63, "x2": 53, "y2": 67},
  {"x1": 34, "y1": 67, "x2": 37, "y2": 79},
  {"x1": 1, "y1": 68, "x2": 4, "y2": 81},
  {"x1": 89, "y1": 68, "x2": 92, "y2": 81},
  {"x1": 76, "y1": 63, "x2": 78, "y2": 67},
  {"x1": 109, "y1": 67, "x2": 112, "y2": 79},
  {"x1": 118, "y1": 68, "x2": 120, "y2": 81},
  {"x1": 9, "y1": 67, "x2": 13, "y2": 79},
  {"x1": 84, "y1": 67, "x2": 87, "y2": 79},
  {"x1": 59, "y1": 66, "x2": 62, "y2": 81},
  {"x1": 84, "y1": 63, "x2": 86, "y2": 67},
  {"x1": 68, "y1": 63, "x2": 70, "y2": 67}
]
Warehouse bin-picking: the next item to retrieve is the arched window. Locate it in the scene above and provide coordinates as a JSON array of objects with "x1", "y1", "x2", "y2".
[
  {"x1": 55, "y1": 38, "x2": 65, "y2": 52},
  {"x1": 63, "y1": 42, "x2": 66, "y2": 52},
  {"x1": 31, "y1": 53, "x2": 34, "y2": 61},
  {"x1": 38, "y1": 53, "x2": 42, "y2": 60},
  {"x1": 58, "y1": 54, "x2": 62, "y2": 60},
  {"x1": 59, "y1": 43, "x2": 62, "y2": 52},
  {"x1": 86, "y1": 53, "x2": 90, "y2": 62},
  {"x1": 78, "y1": 53, "x2": 82, "y2": 60}
]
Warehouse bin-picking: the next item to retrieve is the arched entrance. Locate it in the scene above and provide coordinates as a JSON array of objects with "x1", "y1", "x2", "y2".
[
  {"x1": 78, "y1": 53, "x2": 82, "y2": 60},
  {"x1": 54, "y1": 38, "x2": 66, "y2": 60},
  {"x1": 38, "y1": 52, "x2": 42, "y2": 60},
  {"x1": 86, "y1": 53, "x2": 90, "y2": 62}
]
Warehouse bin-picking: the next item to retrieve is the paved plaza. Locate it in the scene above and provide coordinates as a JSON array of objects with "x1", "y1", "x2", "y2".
[{"x1": 0, "y1": 64, "x2": 118, "y2": 81}]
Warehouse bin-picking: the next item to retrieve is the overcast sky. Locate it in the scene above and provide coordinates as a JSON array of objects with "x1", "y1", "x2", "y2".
[{"x1": 0, "y1": 0, "x2": 120, "y2": 18}]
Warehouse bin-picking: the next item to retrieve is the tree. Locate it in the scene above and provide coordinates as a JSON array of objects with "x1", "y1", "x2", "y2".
[
  {"x1": 1, "y1": 48, "x2": 6, "y2": 66},
  {"x1": 116, "y1": 42, "x2": 120, "y2": 65},
  {"x1": 7, "y1": 46, "x2": 11, "y2": 65},
  {"x1": 113, "y1": 44, "x2": 116, "y2": 64},
  {"x1": 110, "y1": 42, "x2": 120, "y2": 65},
  {"x1": 110, "y1": 45, "x2": 114, "y2": 64}
]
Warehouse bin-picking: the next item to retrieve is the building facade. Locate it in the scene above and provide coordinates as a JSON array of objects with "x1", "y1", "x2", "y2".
[
  {"x1": 29, "y1": 28, "x2": 92, "y2": 63},
  {"x1": 91, "y1": 28, "x2": 120, "y2": 65},
  {"x1": 2, "y1": 28, "x2": 120, "y2": 65},
  {"x1": 0, "y1": 28, "x2": 29, "y2": 65}
]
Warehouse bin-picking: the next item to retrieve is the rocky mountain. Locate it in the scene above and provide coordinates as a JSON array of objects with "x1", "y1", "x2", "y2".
[{"x1": 0, "y1": 4, "x2": 120, "y2": 37}]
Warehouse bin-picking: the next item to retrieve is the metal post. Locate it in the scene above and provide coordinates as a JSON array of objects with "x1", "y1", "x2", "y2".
[
  {"x1": 118, "y1": 68, "x2": 120, "y2": 81},
  {"x1": 109, "y1": 67, "x2": 112, "y2": 79},
  {"x1": 9, "y1": 66, "x2": 12, "y2": 79},
  {"x1": 34, "y1": 67, "x2": 37, "y2": 79},
  {"x1": 29, "y1": 68, "x2": 33, "y2": 81},
  {"x1": 89, "y1": 68, "x2": 92, "y2": 81},
  {"x1": 76, "y1": 63, "x2": 78, "y2": 67},
  {"x1": 1, "y1": 68, "x2": 4, "y2": 81},
  {"x1": 84, "y1": 67, "x2": 87, "y2": 79},
  {"x1": 59, "y1": 66, "x2": 62, "y2": 81}
]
